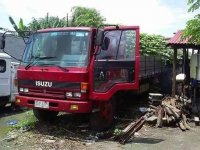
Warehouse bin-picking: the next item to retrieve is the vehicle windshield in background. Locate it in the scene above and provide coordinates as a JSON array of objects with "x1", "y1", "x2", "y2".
[{"x1": 22, "y1": 31, "x2": 90, "y2": 67}]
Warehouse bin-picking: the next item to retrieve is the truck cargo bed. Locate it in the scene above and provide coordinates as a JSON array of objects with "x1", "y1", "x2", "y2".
[{"x1": 139, "y1": 56, "x2": 163, "y2": 79}]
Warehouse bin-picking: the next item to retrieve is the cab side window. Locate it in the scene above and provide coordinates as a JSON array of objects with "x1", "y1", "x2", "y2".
[
  {"x1": 97, "y1": 31, "x2": 121, "y2": 59},
  {"x1": 96, "y1": 30, "x2": 136, "y2": 60},
  {"x1": 118, "y1": 30, "x2": 136, "y2": 60},
  {"x1": 0, "y1": 60, "x2": 6, "y2": 73}
]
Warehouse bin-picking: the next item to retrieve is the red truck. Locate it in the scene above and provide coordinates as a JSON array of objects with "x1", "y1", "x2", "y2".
[{"x1": 0, "y1": 26, "x2": 163, "y2": 130}]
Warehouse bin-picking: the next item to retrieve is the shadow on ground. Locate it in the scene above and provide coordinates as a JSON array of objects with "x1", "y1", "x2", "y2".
[
  {"x1": 0, "y1": 105, "x2": 27, "y2": 118},
  {"x1": 0, "y1": 93, "x2": 151, "y2": 144},
  {"x1": 28, "y1": 93, "x2": 150, "y2": 142},
  {"x1": 130, "y1": 137, "x2": 164, "y2": 144}
]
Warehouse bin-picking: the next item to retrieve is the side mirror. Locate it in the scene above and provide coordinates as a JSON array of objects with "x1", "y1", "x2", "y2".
[
  {"x1": 95, "y1": 29, "x2": 104, "y2": 46},
  {"x1": 101, "y1": 37, "x2": 110, "y2": 50},
  {"x1": 0, "y1": 36, "x2": 5, "y2": 49}
]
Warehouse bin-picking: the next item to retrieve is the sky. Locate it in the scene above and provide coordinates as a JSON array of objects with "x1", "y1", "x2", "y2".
[{"x1": 0, "y1": 0, "x2": 199, "y2": 37}]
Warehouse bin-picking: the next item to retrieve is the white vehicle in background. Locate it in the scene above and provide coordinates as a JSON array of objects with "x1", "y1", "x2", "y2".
[{"x1": 0, "y1": 52, "x2": 19, "y2": 107}]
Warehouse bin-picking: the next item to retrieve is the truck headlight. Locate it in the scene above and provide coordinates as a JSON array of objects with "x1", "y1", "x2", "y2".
[
  {"x1": 19, "y1": 88, "x2": 24, "y2": 92},
  {"x1": 23, "y1": 88, "x2": 29, "y2": 93},
  {"x1": 19, "y1": 87, "x2": 29, "y2": 93},
  {"x1": 66, "y1": 92, "x2": 73, "y2": 98},
  {"x1": 73, "y1": 92, "x2": 81, "y2": 98}
]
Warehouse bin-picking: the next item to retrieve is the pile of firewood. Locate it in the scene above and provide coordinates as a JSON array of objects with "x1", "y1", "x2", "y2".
[
  {"x1": 114, "y1": 95, "x2": 191, "y2": 144},
  {"x1": 148, "y1": 96, "x2": 191, "y2": 131}
]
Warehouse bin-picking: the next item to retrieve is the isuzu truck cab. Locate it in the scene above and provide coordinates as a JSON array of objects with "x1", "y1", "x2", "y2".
[{"x1": 0, "y1": 26, "x2": 163, "y2": 130}]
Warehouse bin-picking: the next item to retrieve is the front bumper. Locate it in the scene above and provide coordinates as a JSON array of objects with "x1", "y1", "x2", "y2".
[{"x1": 15, "y1": 95, "x2": 92, "y2": 113}]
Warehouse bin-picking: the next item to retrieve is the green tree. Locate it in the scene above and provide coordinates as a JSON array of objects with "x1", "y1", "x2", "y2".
[
  {"x1": 183, "y1": 14, "x2": 200, "y2": 45},
  {"x1": 10, "y1": 7, "x2": 171, "y2": 62},
  {"x1": 28, "y1": 18, "x2": 41, "y2": 31},
  {"x1": 188, "y1": 0, "x2": 200, "y2": 12},
  {"x1": 140, "y1": 33, "x2": 173, "y2": 61},
  {"x1": 18, "y1": 18, "x2": 24, "y2": 31},
  {"x1": 182, "y1": 1, "x2": 200, "y2": 45},
  {"x1": 71, "y1": 6, "x2": 105, "y2": 27},
  {"x1": 27, "y1": 6, "x2": 105, "y2": 30},
  {"x1": 28, "y1": 13, "x2": 68, "y2": 31},
  {"x1": 9, "y1": 16, "x2": 28, "y2": 36}
]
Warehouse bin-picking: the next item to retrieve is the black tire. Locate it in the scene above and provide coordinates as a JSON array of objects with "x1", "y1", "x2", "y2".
[
  {"x1": 90, "y1": 99, "x2": 115, "y2": 131},
  {"x1": 0, "y1": 96, "x2": 9, "y2": 107},
  {"x1": 33, "y1": 109, "x2": 59, "y2": 122}
]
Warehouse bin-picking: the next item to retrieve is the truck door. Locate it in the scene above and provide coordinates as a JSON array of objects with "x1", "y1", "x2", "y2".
[
  {"x1": 0, "y1": 54, "x2": 11, "y2": 97},
  {"x1": 90, "y1": 26, "x2": 140, "y2": 100}
]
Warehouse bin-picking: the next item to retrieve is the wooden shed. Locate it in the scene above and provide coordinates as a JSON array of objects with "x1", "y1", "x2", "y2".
[{"x1": 167, "y1": 30, "x2": 200, "y2": 97}]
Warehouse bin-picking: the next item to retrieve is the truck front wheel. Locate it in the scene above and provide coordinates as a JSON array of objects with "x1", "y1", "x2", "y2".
[
  {"x1": 0, "y1": 96, "x2": 9, "y2": 107},
  {"x1": 90, "y1": 100, "x2": 115, "y2": 131},
  {"x1": 33, "y1": 109, "x2": 59, "y2": 122}
]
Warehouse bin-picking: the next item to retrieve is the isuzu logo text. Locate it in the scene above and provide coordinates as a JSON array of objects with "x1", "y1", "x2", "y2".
[{"x1": 35, "y1": 81, "x2": 52, "y2": 87}]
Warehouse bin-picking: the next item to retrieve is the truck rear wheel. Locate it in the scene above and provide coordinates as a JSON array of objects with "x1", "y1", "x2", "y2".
[
  {"x1": 33, "y1": 109, "x2": 59, "y2": 122},
  {"x1": 90, "y1": 100, "x2": 115, "y2": 131}
]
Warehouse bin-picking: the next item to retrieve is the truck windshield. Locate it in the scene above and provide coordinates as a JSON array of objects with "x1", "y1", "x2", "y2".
[{"x1": 22, "y1": 31, "x2": 90, "y2": 67}]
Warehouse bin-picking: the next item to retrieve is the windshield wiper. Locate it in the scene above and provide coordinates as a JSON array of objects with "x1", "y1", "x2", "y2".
[
  {"x1": 37, "y1": 63, "x2": 69, "y2": 72},
  {"x1": 25, "y1": 56, "x2": 57, "y2": 70}
]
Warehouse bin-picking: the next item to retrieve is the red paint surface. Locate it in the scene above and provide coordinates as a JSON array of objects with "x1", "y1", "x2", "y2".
[
  {"x1": 16, "y1": 95, "x2": 92, "y2": 113},
  {"x1": 17, "y1": 66, "x2": 88, "y2": 82},
  {"x1": 16, "y1": 26, "x2": 140, "y2": 112},
  {"x1": 89, "y1": 26, "x2": 140, "y2": 101}
]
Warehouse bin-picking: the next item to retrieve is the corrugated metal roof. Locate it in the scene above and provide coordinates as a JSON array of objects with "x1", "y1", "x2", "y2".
[{"x1": 167, "y1": 30, "x2": 189, "y2": 45}]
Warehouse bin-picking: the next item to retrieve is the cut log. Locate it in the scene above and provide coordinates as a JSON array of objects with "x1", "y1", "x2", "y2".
[
  {"x1": 162, "y1": 97, "x2": 176, "y2": 107},
  {"x1": 119, "y1": 119, "x2": 146, "y2": 144},
  {"x1": 169, "y1": 116, "x2": 175, "y2": 121},
  {"x1": 178, "y1": 120, "x2": 186, "y2": 131},
  {"x1": 182, "y1": 114, "x2": 191, "y2": 130},
  {"x1": 123, "y1": 122, "x2": 136, "y2": 133},
  {"x1": 169, "y1": 107, "x2": 180, "y2": 119},
  {"x1": 163, "y1": 104, "x2": 181, "y2": 114},
  {"x1": 146, "y1": 116, "x2": 157, "y2": 122},
  {"x1": 170, "y1": 98, "x2": 176, "y2": 107},
  {"x1": 156, "y1": 107, "x2": 164, "y2": 127},
  {"x1": 164, "y1": 106, "x2": 173, "y2": 116},
  {"x1": 149, "y1": 105, "x2": 158, "y2": 110},
  {"x1": 114, "y1": 117, "x2": 144, "y2": 141}
]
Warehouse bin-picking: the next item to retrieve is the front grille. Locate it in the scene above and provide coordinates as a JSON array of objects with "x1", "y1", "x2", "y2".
[
  {"x1": 22, "y1": 88, "x2": 65, "y2": 99},
  {"x1": 18, "y1": 80, "x2": 82, "y2": 100}
]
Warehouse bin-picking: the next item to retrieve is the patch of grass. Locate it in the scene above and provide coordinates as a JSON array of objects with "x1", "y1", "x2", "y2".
[
  {"x1": 12, "y1": 111, "x2": 38, "y2": 130},
  {"x1": 113, "y1": 128, "x2": 122, "y2": 136}
]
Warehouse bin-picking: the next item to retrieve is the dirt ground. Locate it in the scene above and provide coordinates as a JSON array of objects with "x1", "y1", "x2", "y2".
[
  {"x1": 0, "y1": 107, "x2": 122, "y2": 150},
  {"x1": 125, "y1": 124, "x2": 200, "y2": 150},
  {"x1": 1, "y1": 104, "x2": 200, "y2": 150}
]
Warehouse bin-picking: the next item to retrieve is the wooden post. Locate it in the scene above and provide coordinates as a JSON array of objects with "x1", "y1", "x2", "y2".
[
  {"x1": 183, "y1": 48, "x2": 186, "y2": 74},
  {"x1": 172, "y1": 48, "x2": 177, "y2": 97}
]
